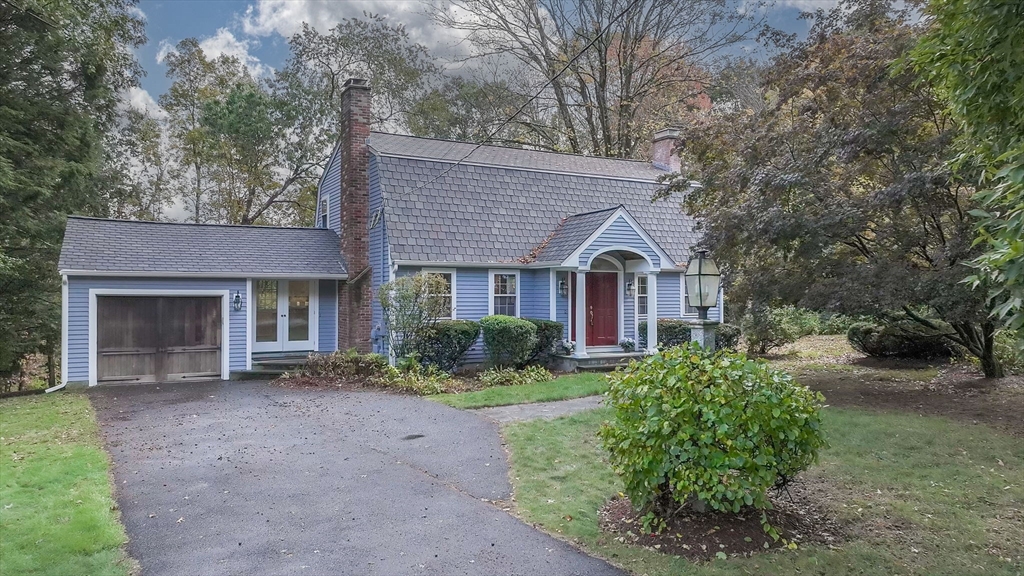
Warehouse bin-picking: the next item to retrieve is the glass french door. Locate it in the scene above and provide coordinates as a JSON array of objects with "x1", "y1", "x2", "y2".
[{"x1": 253, "y1": 280, "x2": 316, "y2": 352}]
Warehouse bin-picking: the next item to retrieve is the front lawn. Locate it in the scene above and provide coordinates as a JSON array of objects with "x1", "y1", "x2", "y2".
[
  {"x1": 504, "y1": 407, "x2": 1024, "y2": 576},
  {"x1": 0, "y1": 393, "x2": 134, "y2": 576},
  {"x1": 430, "y1": 373, "x2": 608, "y2": 409}
]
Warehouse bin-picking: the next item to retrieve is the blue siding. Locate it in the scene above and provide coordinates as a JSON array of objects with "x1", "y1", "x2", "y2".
[
  {"x1": 65, "y1": 277, "x2": 248, "y2": 384},
  {"x1": 520, "y1": 269, "x2": 550, "y2": 320},
  {"x1": 316, "y1": 145, "x2": 342, "y2": 234},
  {"x1": 579, "y1": 215, "x2": 661, "y2": 268},
  {"x1": 650, "y1": 272, "x2": 722, "y2": 322},
  {"x1": 556, "y1": 271, "x2": 570, "y2": 340},
  {"x1": 453, "y1": 268, "x2": 489, "y2": 363},
  {"x1": 318, "y1": 279, "x2": 338, "y2": 352}
]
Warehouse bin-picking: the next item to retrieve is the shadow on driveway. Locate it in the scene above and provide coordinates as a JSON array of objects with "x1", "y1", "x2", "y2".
[{"x1": 90, "y1": 380, "x2": 623, "y2": 576}]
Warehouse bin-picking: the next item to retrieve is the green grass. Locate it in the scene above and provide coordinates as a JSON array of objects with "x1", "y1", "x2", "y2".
[
  {"x1": 430, "y1": 373, "x2": 609, "y2": 409},
  {"x1": 504, "y1": 407, "x2": 1024, "y2": 576},
  {"x1": 0, "y1": 393, "x2": 135, "y2": 576}
]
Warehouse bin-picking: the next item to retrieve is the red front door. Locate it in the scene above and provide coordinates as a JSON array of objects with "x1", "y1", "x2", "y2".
[{"x1": 586, "y1": 272, "x2": 618, "y2": 346}]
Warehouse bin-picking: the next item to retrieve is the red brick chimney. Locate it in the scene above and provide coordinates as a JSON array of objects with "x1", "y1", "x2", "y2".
[
  {"x1": 338, "y1": 78, "x2": 372, "y2": 352},
  {"x1": 651, "y1": 128, "x2": 681, "y2": 172}
]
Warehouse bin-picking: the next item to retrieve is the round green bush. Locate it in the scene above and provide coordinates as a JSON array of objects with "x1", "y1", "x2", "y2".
[
  {"x1": 526, "y1": 318, "x2": 564, "y2": 364},
  {"x1": 415, "y1": 320, "x2": 480, "y2": 372},
  {"x1": 846, "y1": 320, "x2": 956, "y2": 359},
  {"x1": 599, "y1": 343, "x2": 827, "y2": 534},
  {"x1": 480, "y1": 315, "x2": 538, "y2": 367},
  {"x1": 715, "y1": 323, "x2": 742, "y2": 350}
]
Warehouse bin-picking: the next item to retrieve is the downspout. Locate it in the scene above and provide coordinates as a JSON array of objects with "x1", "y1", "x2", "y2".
[{"x1": 46, "y1": 274, "x2": 70, "y2": 393}]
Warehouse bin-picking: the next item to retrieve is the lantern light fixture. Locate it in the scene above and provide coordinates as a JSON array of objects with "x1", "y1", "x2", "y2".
[
  {"x1": 558, "y1": 279, "x2": 569, "y2": 297},
  {"x1": 232, "y1": 291, "x2": 243, "y2": 312},
  {"x1": 625, "y1": 280, "x2": 636, "y2": 298},
  {"x1": 684, "y1": 249, "x2": 721, "y2": 319}
]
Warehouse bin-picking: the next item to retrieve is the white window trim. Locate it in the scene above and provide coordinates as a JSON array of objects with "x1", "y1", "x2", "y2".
[
  {"x1": 422, "y1": 268, "x2": 457, "y2": 320},
  {"x1": 488, "y1": 269, "x2": 520, "y2": 317},
  {"x1": 680, "y1": 276, "x2": 699, "y2": 317},
  {"x1": 88, "y1": 289, "x2": 232, "y2": 387},
  {"x1": 635, "y1": 274, "x2": 649, "y2": 320}
]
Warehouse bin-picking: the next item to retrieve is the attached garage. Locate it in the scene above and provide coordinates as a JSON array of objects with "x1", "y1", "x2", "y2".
[{"x1": 96, "y1": 296, "x2": 224, "y2": 384}]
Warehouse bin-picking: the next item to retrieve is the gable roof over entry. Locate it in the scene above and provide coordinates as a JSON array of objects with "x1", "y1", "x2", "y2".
[
  {"x1": 59, "y1": 217, "x2": 348, "y2": 277},
  {"x1": 366, "y1": 133, "x2": 701, "y2": 268}
]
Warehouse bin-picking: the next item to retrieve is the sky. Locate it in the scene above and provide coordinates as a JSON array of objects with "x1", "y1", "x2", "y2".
[{"x1": 129, "y1": 0, "x2": 838, "y2": 114}]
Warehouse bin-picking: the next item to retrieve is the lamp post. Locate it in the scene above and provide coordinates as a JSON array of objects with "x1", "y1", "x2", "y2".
[{"x1": 684, "y1": 250, "x2": 721, "y2": 351}]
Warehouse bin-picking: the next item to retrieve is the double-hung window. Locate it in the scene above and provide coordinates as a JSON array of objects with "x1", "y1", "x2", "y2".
[
  {"x1": 490, "y1": 271, "x2": 518, "y2": 316},
  {"x1": 682, "y1": 279, "x2": 699, "y2": 316},
  {"x1": 423, "y1": 270, "x2": 454, "y2": 319},
  {"x1": 636, "y1": 275, "x2": 648, "y2": 318}
]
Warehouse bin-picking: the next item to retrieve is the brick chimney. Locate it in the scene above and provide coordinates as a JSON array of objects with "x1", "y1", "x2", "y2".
[
  {"x1": 338, "y1": 78, "x2": 372, "y2": 352},
  {"x1": 650, "y1": 127, "x2": 681, "y2": 172}
]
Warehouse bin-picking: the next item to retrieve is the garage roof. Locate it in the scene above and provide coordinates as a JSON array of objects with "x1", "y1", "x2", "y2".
[{"x1": 59, "y1": 217, "x2": 347, "y2": 277}]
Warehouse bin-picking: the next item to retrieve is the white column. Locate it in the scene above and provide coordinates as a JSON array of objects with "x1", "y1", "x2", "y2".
[
  {"x1": 575, "y1": 271, "x2": 588, "y2": 358},
  {"x1": 647, "y1": 272, "x2": 658, "y2": 353}
]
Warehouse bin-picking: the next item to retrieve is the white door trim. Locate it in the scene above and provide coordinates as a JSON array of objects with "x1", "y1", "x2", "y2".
[
  {"x1": 252, "y1": 279, "x2": 318, "y2": 353},
  {"x1": 88, "y1": 289, "x2": 231, "y2": 387}
]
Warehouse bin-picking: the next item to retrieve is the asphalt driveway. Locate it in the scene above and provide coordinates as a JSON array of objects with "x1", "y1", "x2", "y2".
[{"x1": 89, "y1": 381, "x2": 622, "y2": 576}]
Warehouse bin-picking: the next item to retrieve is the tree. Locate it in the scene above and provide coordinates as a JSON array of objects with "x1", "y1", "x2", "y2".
[
  {"x1": 102, "y1": 107, "x2": 171, "y2": 220},
  {"x1": 378, "y1": 273, "x2": 452, "y2": 360},
  {"x1": 408, "y1": 76, "x2": 537, "y2": 145},
  {"x1": 662, "y1": 0, "x2": 1006, "y2": 376},
  {"x1": 428, "y1": 0, "x2": 759, "y2": 157},
  {"x1": 909, "y1": 0, "x2": 1024, "y2": 347},
  {"x1": 159, "y1": 38, "x2": 249, "y2": 223},
  {"x1": 280, "y1": 16, "x2": 438, "y2": 133},
  {"x1": 0, "y1": 0, "x2": 145, "y2": 381}
]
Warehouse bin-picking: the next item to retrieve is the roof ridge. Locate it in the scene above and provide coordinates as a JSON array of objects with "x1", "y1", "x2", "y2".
[
  {"x1": 368, "y1": 131, "x2": 656, "y2": 166},
  {"x1": 564, "y1": 204, "x2": 624, "y2": 219},
  {"x1": 67, "y1": 215, "x2": 334, "y2": 232}
]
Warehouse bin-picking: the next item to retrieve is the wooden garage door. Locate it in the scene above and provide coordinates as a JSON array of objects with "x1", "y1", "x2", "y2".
[{"x1": 97, "y1": 296, "x2": 222, "y2": 383}]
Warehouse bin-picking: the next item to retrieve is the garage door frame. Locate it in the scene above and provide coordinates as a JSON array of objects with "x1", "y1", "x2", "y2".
[{"x1": 88, "y1": 289, "x2": 230, "y2": 386}]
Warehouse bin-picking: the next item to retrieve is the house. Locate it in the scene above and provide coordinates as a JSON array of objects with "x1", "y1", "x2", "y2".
[{"x1": 57, "y1": 78, "x2": 721, "y2": 387}]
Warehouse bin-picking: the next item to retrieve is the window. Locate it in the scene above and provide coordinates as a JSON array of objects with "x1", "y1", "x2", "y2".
[
  {"x1": 320, "y1": 199, "x2": 328, "y2": 228},
  {"x1": 636, "y1": 275, "x2": 648, "y2": 317},
  {"x1": 423, "y1": 270, "x2": 454, "y2": 319},
  {"x1": 489, "y1": 271, "x2": 518, "y2": 316}
]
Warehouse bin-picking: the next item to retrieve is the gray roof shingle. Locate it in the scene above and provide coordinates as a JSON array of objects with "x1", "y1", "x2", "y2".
[
  {"x1": 59, "y1": 217, "x2": 347, "y2": 276},
  {"x1": 367, "y1": 133, "x2": 700, "y2": 267},
  {"x1": 533, "y1": 207, "x2": 621, "y2": 263}
]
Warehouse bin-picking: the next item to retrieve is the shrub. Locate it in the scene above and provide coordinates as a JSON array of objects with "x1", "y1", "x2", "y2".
[
  {"x1": 639, "y1": 320, "x2": 739, "y2": 350},
  {"x1": 994, "y1": 331, "x2": 1024, "y2": 375},
  {"x1": 819, "y1": 313, "x2": 862, "y2": 335},
  {"x1": 741, "y1": 306, "x2": 799, "y2": 354},
  {"x1": 715, "y1": 323, "x2": 741, "y2": 350},
  {"x1": 299, "y1": 350, "x2": 390, "y2": 381},
  {"x1": 480, "y1": 315, "x2": 538, "y2": 367},
  {"x1": 378, "y1": 273, "x2": 452, "y2": 359},
  {"x1": 376, "y1": 362, "x2": 452, "y2": 395},
  {"x1": 478, "y1": 365, "x2": 553, "y2": 388},
  {"x1": 778, "y1": 306, "x2": 821, "y2": 338},
  {"x1": 638, "y1": 319, "x2": 691, "y2": 349},
  {"x1": 415, "y1": 320, "x2": 480, "y2": 372},
  {"x1": 599, "y1": 344, "x2": 827, "y2": 536},
  {"x1": 847, "y1": 320, "x2": 957, "y2": 359},
  {"x1": 525, "y1": 319, "x2": 564, "y2": 365}
]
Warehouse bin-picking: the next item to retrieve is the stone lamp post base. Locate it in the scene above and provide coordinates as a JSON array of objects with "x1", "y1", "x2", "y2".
[{"x1": 689, "y1": 319, "x2": 719, "y2": 352}]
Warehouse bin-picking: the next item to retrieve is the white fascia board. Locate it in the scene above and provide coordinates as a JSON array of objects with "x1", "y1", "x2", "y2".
[
  {"x1": 561, "y1": 207, "x2": 673, "y2": 270},
  {"x1": 60, "y1": 270, "x2": 348, "y2": 280},
  {"x1": 392, "y1": 260, "x2": 558, "y2": 269}
]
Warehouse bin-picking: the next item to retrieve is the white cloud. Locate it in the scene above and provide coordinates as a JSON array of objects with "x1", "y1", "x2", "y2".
[
  {"x1": 124, "y1": 87, "x2": 167, "y2": 119},
  {"x1": 199, "y1": 27, "x2": 271, "y2": 77},
  {"x1": 128, "y1": 4, "x2": 147, "y2": 21},
  {"x1": 240, "y1": 0, "x2": 470, "y2": 59},
  {"x1": 775, "y1": 0, "x2": 840, "y2": 11},
  {"x1": 156, "y1": 38, "x2": 176, "y2": 64}
]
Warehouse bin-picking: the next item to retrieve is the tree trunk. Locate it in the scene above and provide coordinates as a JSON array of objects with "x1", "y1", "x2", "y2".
[
  {"x1": 47, "y1": 349, "x2": 56, "y2": 388},
  {"x1": 978, "y1": 321, "x2": 1004, "y2": 378}
]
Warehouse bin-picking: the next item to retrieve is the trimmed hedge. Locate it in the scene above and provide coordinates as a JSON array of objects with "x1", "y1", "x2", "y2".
[
  {"x1": 526, "y1": 318, "x2": 564, "y2": 365},
  {"x1": 415, "y1": 320, "x2": 481, "y2": 372},
  {"x1": 847, "y1": 321, "x2": 956, "y2": 359},
  {"x1": 639, "y1": 319, "x2": 740, "y2": 350},
  {"x1": 480, "y1": 315, "x2": 538, "y2": 367}
]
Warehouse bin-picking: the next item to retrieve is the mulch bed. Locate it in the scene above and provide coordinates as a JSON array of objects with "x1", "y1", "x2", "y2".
[{"x1": 599, "y1": 480, "x2": 845, "y2": 561}]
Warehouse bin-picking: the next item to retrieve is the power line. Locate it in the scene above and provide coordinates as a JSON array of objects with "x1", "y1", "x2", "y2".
[{"x1": 391, "y1": 0, "x2": 648, "y2": 200}]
